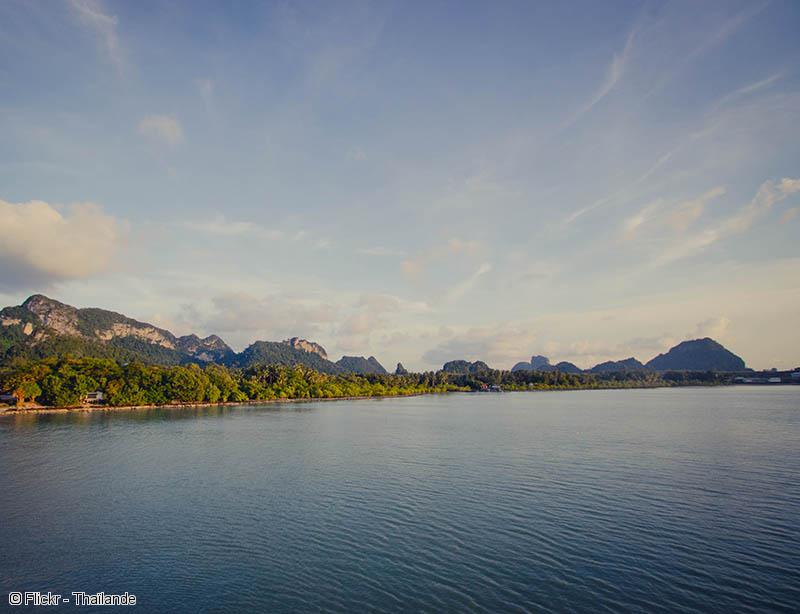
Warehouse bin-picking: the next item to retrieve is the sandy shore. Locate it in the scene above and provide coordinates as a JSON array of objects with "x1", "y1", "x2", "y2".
[{"x1": 0, "y1": 392, "x2": 436, "y2": 415}]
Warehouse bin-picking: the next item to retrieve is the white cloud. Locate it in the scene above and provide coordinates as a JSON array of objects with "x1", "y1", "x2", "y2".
[
  {"x1": 138, "y1": 115, "x2": 184, "y2": 146},
  {"x1": 622, "y1": 187, "x2": 725, "y2": 240},
  {"x1": 781, "y1": 207, "x2": 799, "y2": 224},
  {"x1": 655, "y1": 178, "x2": 800, "y2": 266},
  {"x1": 693, "y1": 316, "x2": 731, "y2": 340},
  {"x1": 622, "y1": 200, "x2": 661, "y2": 240},
  {"x1": 0, "y1": 198, "x2": 123, "y2": 289},
  {"x1": 336, "y1": 293, "x2": 429, "y2": 352},
  {"x1": 68, "y1": 0, "x2": 124, "y2": 73},
  {"x1": 357, "y1": 246, "x2": 407, "y2": 257},
  {"x1": 401, "y1": 237, "x2": 483, "y2": 280},
  {"x1": 193, "y1": 292, "x2": 338, "y2": 347},
  {"x1": 565, "y1": 147, "x2": 678, "y2": 225},
  {"x1": 445, "y1": 262, "x2": 492, "y2": 303},
  {"x1": 644, "y1": 4, "x2": 768, "y2": 100},
  {"x1": 196, "y1": 78, "x2": 214, "y2": 106},
  {"x1": 182, "y1": 215, "x2": 331, "y2": 243},
  {"x1": 560, "y1": 23, "x2": 638, "y2": 130},
  {"x1": 346, "y1": 147, "x2": 366, "y2": 161},
  {"x1": 667, "y1": 186, "x2": 725, "y2": 232},
  {"x1": 713, "y1": 72, "x2": 783, "y2": 111},
  {"x1": 183, "y1": 215, "x2": 282, "y2": 238},
  {"x1": 421, "y1": 325, "x2": 538, "y2": 368},
  {"x1": 721, "y1": 177, "x2": 800, "y2": 235}
]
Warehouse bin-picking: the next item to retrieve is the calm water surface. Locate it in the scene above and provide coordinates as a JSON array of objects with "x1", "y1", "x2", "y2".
[{"x1": 1, "y1": 388, "x2": 799, "y2": 613}]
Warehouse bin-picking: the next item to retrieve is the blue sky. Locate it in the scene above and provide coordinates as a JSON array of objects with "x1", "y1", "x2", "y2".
[{"x1": 1, "y1": 0, "x2": 799, "y2": 370}]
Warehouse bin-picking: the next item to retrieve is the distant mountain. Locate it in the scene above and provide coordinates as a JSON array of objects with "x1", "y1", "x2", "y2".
[
  {"x1": 0, "y1": 295, "x2": 357, "y2": 375},
  {"x1": 395, "y1": 362, "x2": 409, "y2": 375},
  {"x1": 0, "y1": 295, "x2": 233, "y2": 365},
  {"x1": 335, "y1": 356, "x2": 388, "y2": 375},
  {"x1": 176, "y1": 334, "x2": 235, "y2": 363},
  {"x1": 554, "y1": 361, "x2": 582, "y2": 374},
  {"x1": 530, "y1": 355, "x2": 550, "y2": 369},
  {"x1": 512, "y1": 355, "x2": 555, "y2": 372},
  {"x1": 282, "y1": 337, "x2": 328, "y2": 360},
  {"x1": 511, "y1": 356, "x2": 583, "y2": 373},
  {"x1": 589, "y1": 357, "x2": 646, "y2": 373},
  {"x1": 441, "y1": 360, "x2": 490, "y2": 374},
  {"x1": 232, "y1": 340, "x2": 342, "y2": 373},
  {"x1": 645, "y1": 338, "x2": 745, "y2": 372},
  {"x1": 1, "y1": 296, "x2": 750, "y2": 377}
]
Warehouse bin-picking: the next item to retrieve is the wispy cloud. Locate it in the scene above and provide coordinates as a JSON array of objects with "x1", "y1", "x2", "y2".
[
  {"x1": 357, "y1": 246, "x2": 407, "y2": 257},
  {"x1": 401, "y1": 238, "x2": 482, "y2": 280},
  {"x1": 621, "y1": 200, "x2": 662, "y2": 240},
  {"x1": 421, "y1": 323, "x2": 538, "y2": 368},
  {"x1": 644, "y1": 3, "x2": 769, "y2": 100},
  {"x1": 666, "y1": 187, "x2": 725, "y2": 232},
  {"x1": 336, "y1": 293, "x2": 430, "y2": 352},
  {"x1": 559, "y1": 23, "x2": 639, "y2": 131},
  {"x1": 712, "y1": 72, "x2": 783, "y2": 111},
  {"x1": 655, "y1": 177, "x2": 800, "y2": 266},
  {"x1": 184, "y1": 215, "x2": 272, "y2": 237},
  {"x1": 138, "y1": 115, "x2": 184, "y2": 147},
  {"x1": 196, "y1": 78, "x2": 215, "y2": 108},
  {"x1": 68, "y1": 0, "x2": 124, "y2": 74},
  {"x1": 445, "y1": 262, "x2": 492, "y2": 303},
  {"x1": 781, "y1": 207, "x2": 799, "y2": 224},
  {"x1": 182, "y1": 215, "x2": 334, "y2": 248},
  {"x1": 565, "y1": 147, "x2": 678, "y2": 224},
  {"x1": 693, "y1": 315, "x2": 731, "y2": 340}
]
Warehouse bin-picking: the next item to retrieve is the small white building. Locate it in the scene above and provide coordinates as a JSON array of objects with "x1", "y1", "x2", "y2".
[{"x1": 85, "y1": 391, "x2": 105, "y2": 404}]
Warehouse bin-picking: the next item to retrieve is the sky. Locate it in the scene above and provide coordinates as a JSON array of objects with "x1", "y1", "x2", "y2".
[{"x1": 1, "y1": 0, "x2": 799, "y2": 371}]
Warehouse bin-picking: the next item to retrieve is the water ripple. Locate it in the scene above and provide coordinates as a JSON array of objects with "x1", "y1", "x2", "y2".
[{"x1": 1, "y1": 387, "x2": 799, "y2": 612}]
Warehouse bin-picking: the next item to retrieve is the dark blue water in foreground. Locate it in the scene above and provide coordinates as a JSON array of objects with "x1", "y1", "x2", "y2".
[{"x1": 1, "y1": 387, "x2": 799, "y2": 613}]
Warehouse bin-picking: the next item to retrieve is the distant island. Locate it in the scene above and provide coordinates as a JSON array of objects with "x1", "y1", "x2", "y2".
[{"x1": 0, "y1": 295, "x2": 796, "y2": 411}]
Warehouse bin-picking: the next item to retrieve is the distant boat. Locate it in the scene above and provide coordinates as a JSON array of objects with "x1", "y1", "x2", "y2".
[{"x1": 475, "y1": 384, "x2": 502, "y2": 393}]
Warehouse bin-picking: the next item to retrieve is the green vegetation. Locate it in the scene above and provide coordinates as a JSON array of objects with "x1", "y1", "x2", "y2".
[
  {"x1": 448, "y1": 367, "x2": 731, "y2": 390},
  {"x1": 0, "y1": 354, "x2": 734, "y2": 411},
  {"x1": 0, "y1": 357, "x2": 457, "y2": 408},
  {"x1": 232, "y1": 341, "x2": 344, "y2": 373},
  {"x1": 0, "y1": 328, "x2": 188, "y2": 365}
]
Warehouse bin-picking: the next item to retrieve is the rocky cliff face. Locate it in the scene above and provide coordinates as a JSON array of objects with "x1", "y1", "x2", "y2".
[
  {"x1": 176, "y1": 334, "x2": 235, "y2": 363},
  {"x1": 282, "y1": 337, "x2": 328, "y2": 360},
  {"x1": 0, "y1": 295, "x2": 394, "y2": 373},
  {"x1": 22, "y1": 294, "x2": 82, "y2": 338},
  {"x1": 0, "y1": 295, "x2": 233, "y2": 364}
]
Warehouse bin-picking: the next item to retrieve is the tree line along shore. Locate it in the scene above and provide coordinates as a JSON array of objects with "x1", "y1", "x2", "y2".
[{"x1": 0, "y1": 356, "x2": 732, "y2": 411}]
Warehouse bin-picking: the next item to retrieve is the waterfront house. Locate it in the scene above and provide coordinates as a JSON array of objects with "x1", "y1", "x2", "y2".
[{"x1": 85, "y1": 391, "x2": 105, "y2": 404}]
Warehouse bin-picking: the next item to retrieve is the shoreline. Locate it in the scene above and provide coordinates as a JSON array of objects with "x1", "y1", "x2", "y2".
[
  {"x1": 0, "y1": 383, "x2": 739, "y2": 415},
  {"x1": 0, "y1": 392, "x2": 437, "y2": 415}
]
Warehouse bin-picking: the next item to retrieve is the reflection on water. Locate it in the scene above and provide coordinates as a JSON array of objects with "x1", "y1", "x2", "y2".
[{"x1": 2, "y1": 388, "x2": 799, "y2": 613}]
